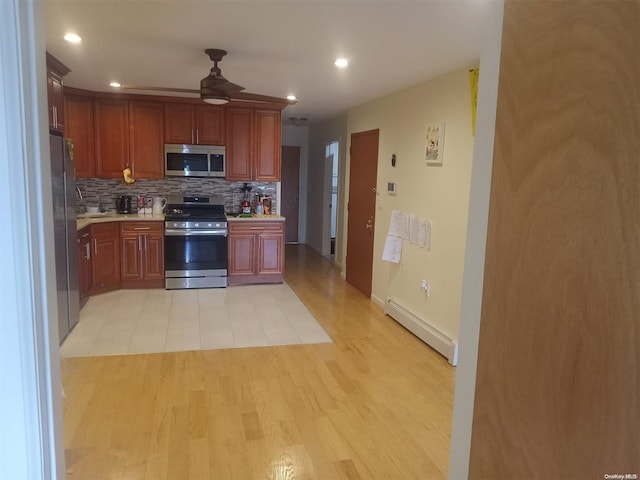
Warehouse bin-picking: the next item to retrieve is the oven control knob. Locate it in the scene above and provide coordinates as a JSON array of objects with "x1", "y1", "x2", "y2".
[
  {"x1": 194, "y1": 223, "x2": 199, "y2": 227},
  {"x1": 207, "y1": 223, "x2": 213, "y2": 227}
]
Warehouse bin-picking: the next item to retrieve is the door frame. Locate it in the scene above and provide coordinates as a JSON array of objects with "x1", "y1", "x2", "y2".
[{"x1": 322, "y1": 140, "x2": 340, "y2": 257}]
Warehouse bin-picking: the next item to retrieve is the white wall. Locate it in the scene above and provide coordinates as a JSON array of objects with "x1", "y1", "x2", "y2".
[
  {"x1": 344, "y1": 68, "x2": 476, "y2": 341},
  {"x1": 307, "y1": 114, "x2": 348, "y2": 261},
  {"x1": 282, "y1": 124, "x2": 308, "y2": 244}
]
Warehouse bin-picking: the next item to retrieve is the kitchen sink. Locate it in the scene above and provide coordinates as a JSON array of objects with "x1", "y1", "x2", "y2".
[{"x1": 76, "y1": 212, "x2": 114, "y2": 219}]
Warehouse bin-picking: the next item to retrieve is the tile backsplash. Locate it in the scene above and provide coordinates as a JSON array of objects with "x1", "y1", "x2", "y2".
[{"x1": 76, "y1": 177, "x2": 277, "y2": 214}]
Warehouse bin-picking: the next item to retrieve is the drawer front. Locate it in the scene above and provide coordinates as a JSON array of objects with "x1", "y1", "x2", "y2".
[
  {"x1": 120, "y1": 221, "x2": 163, "y2": 234},
  {"x1": 229, "y1": 221, "x2": 284, "y2": 234}
]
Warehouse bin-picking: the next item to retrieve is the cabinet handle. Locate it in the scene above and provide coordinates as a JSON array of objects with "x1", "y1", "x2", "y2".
[
  {"x1": 53, "y1": 106, "x2": 57, "y2": 128},
  {"x1": 196, "y1": 129, "x2": 199, "y2": 144},
  {"x1": 85, "y1": 242, "x2": 91, "y2": 260},
  {"x1": 133, "y1": 227, "x2": 150, "y2": 230},
  {"x1": 249, "y1": 227, "x2": 264, "y2": 230},
  {"x1": 94, "y1": 239, "x2": 97, "y2": 256}
]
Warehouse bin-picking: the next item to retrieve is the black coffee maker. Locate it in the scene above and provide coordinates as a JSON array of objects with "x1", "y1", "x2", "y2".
[{"x1": 115, "y1": 195, "x2": 132, "y2": 214}]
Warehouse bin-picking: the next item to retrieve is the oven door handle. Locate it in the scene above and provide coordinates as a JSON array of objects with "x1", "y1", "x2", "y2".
[{"x1": 165, "y1": 228, "x2": 228, "y2": 237}]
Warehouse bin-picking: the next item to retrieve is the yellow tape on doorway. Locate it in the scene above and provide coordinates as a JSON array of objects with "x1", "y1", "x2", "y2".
[{"x1": 469, "y1": 68, "x2": 479, "y2": 136}]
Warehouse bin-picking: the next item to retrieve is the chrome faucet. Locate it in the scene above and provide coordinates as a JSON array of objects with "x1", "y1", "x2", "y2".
[{"x1": 76, "y1": 186, "x2": 84, "y2": 200}]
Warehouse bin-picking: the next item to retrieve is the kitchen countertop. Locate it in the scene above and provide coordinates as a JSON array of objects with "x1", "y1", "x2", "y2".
[
  {"x1": 76, "y1": 213, "x2": 165, "y2": 231},
  {"x1": 77, "y1": 213, "x2": 285, "y2": 230},
  {"x1": 226, "y1": 214, "x2": 285, "y2": 222}
]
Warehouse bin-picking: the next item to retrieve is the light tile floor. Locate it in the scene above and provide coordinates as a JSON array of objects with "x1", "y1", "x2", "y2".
[{"x1": 60, "y1": 283, "x2": 332, "y2": 358}]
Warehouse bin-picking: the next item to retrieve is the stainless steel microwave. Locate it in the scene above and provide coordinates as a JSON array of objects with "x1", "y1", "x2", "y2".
[{"x1": 165, "y1": 144, "x2": 225, "y2": 178}]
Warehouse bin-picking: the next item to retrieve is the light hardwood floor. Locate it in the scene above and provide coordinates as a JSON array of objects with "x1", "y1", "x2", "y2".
[{"x1": 61, "y1": 245, "x2": 454, "y2": 479}]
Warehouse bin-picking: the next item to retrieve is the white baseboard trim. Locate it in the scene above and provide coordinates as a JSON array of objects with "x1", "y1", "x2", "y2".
[
  {"x1": 371, "y1": 294, "x2": 385, "y2": 308},
  {"x1": 384, "y1": 297, "x2": 458, "y2": 366}
]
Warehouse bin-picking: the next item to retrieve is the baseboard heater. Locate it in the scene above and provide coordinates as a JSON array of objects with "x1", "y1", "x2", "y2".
[{"x1": 384, "y1": 298, "x2": 458, "y2": 366}]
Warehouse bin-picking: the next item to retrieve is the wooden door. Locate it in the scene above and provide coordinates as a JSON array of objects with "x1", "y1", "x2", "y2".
[
  {"x1": 164, "y1": 103, "x2": 194, "y2": 144},
  {"x1": 144, "y1": 232, "x2": 164, "y2": 280},
  {"x1": 257, "y1": 233, "x2": 284, "y2": 275},
  {"x1": 468, "y1": 2, "x2": 640, "y2": 478},
  {"x1": 281, "y1": 146, "x2": 300, "y2": 243},
  {"x1": 120, "y1": 234, "x2": 142, "y2": 280},
  {"x1": 94, "y1": 99, "x2": 129, "y2": 178},
  {"x1": 346, "y1": 129, "x2": 379, "y2": 297},
  {"x1": 226, "y1": 107, "x2": 253, "y2": 180},
  {"x1": 91, "y1": 223, "x2": 120, "y2": 290},
  {"x1": 65, "y1": 94, "x2": 95, "y2": 178},
  {"x1": 128, "y1": 100, "x2": 164, "y2": 179},
  {"x1": 254, "y1": 110, "x2": 281, "y2": 181},
  {"x1": 228, "y1": 233, "x2": 256, "y2": 276},
  {"x1": 195, "y1": 105, "x2": 224, "y2": 145}
]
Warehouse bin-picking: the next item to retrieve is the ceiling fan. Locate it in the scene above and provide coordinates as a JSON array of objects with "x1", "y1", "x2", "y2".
[{"x1": 121, "y1": 48, "x2": 297, "y2": 106}]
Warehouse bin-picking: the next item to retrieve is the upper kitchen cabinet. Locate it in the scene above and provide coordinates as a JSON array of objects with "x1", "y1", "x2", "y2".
[
  {"x1": 94, "y1": 97, "x2": 164, "y2": 179},
  {"x1": 226, "y1": 107, "x2": 282, "y2": 182},
  {"x1": 128, "y1": 100, "x2": 164, "y2": 178},
  {"x1": 94, "y1": 98, "x2": 129, "y2": 178},
  {"x1": 65, "y1": 93, "x2": 95, "y2": 178},
  {"x1": 46, "y1": 52, "x2": 70, "y2": 133},
  {"x1": 164, "y1": 103, "x2": 224, "y2": 145}
]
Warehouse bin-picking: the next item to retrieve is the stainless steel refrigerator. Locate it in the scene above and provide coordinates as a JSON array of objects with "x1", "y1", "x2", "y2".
[{"x1": 49, "y1": 134, "x2": 79, "y2": 343}]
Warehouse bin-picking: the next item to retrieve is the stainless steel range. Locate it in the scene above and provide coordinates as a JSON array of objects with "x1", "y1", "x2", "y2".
[{"x1": 164, "y1": 195, "x2": 228, "y2": 289}]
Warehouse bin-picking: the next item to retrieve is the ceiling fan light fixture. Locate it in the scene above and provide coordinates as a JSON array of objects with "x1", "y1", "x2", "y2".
[
  {"x1": 202, "y1": 96, "x2": 229, "y2": 105},
  {"x1": 286, "y1": 94, "x2": 297, "y2": 101}
]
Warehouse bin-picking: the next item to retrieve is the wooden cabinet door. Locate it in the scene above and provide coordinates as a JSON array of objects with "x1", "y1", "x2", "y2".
[
  {"x1": 225, "y1": 107, "x2": 253, "y2": 181},
  {"x1": 195, "y1": 105, "x2": 224, "y2": 145},
  {"x1": 164, "y1": 103, "x2": 194, "y2": 144},
  {"x1": 228, "y1": 233, "x2": 256, "y2": 276},
  {"x1": 120, "y1": 233, "x2": 142, "y2": 280},
  {"x1": 255, "y1": 110, "x2": 281, "y2": 181},
  {"x1": 65, "y1": 95, "x2": 95, "y2": 178},
  {"x1": 129, "y1": 100, "x2": 164, "y2": 179},
  {"x1": 144, "y1": 232, "x2": 164, "y2": 280},
  {"x1": 91, "y1": 223, "x2": 120, "y2": 290},
  {"x1": 47, "y1": 70, "x2": 65, "y2": 132},
  {"x1": 257, "y1": 233, "x2": 284, "y2": 275},
  {"x1": 95, "y1": 99, "x2": 129, "y2": 178}
]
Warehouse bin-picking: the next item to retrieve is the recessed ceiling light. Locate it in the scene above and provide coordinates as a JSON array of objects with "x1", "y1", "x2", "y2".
[
  {"x1": 109, "y1": 82, "x2": 121, "y2": 88},
  {"x1": 63, "y1": 33, "x2": 82, "y2": 44},
  {"x1": 286, "y1": 94, "x2": 297, "y2": 101},
  {"x1": 334, "y1": 58, "x2": 349, "y2": 68}
]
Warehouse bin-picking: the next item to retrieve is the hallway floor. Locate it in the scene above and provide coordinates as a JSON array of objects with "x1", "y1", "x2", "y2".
[{"x1": 61, "y1": 245, "x2": 454, "y2": 479}]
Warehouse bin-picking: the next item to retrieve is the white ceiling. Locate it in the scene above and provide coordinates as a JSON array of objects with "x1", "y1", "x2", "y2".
[{"x1": 44, "y1": 1, "x2": 499, "y2": 125}]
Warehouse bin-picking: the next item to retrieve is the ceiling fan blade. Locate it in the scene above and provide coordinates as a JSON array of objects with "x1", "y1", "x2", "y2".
[
  {"x1": 121, "y1": 85, "x2": 200, "y2": 94},
  {"x1": 231, "y1": 91, "x2": 297, "y2": 105}
]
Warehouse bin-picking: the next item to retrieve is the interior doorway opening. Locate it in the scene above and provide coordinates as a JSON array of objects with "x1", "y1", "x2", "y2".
[{"x1": 325, "y1": 141, "x2": 340, "y2": 262}]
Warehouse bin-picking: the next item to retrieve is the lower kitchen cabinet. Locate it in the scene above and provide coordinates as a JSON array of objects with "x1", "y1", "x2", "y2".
[
  {"x1": 90, "y1": 222, "x2": 121, "y2": 294},
  {"x1": 77, "y1": 226, "x2": 92, "y2": 308},
  {"x1": 120, "y1": 222, "x2": 164, "y2": 288},
  {"x1": 228, "y1": 220, "x2": 284, "y2": 285}
]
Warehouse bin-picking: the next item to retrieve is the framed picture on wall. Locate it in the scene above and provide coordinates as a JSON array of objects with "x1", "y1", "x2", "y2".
[{"x1": 425, "y1": 121, "x2": 445, "y2": 166}]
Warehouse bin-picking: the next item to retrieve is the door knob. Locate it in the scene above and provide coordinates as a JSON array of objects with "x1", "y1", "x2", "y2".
[
  {"x1": 365, "y1": 216, "x2": 374, "y2": 231},
  {"x1": 371, "y1": 187, "x2": 377, "y2": 193}
]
